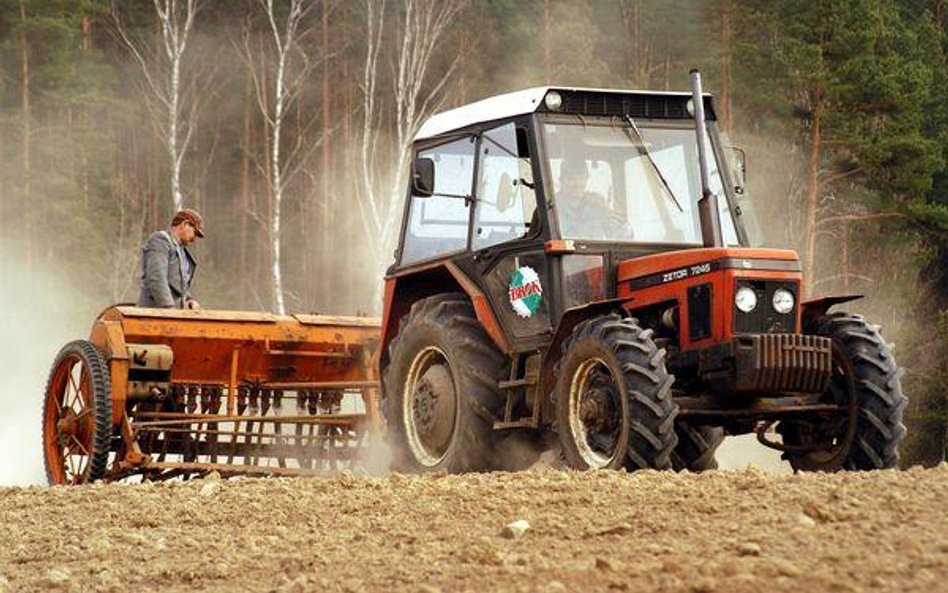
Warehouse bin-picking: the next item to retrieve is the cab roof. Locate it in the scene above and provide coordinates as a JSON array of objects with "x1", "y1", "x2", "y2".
[{"x1": 414, "y1": 86, "x2": 713, "y2": 142}]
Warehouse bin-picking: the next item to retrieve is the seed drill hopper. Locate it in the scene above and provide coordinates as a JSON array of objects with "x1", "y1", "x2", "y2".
[{"x1": 42, "y1": 306, "x2": 381, "y2": 484}]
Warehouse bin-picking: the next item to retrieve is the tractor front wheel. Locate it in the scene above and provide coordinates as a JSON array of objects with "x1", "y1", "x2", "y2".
[
  {"x1": 42, "y1": 340, "x2": 113, "y2": 485},
  {"x1": 778, "y1": 313, "x2": 907, "y2": 471},
  {"x1": 555, "y1": 314, "x2": 678, "y2": 471},
  {"x1": 383, "y1": 294, "x2": 506, "y2": 473}
]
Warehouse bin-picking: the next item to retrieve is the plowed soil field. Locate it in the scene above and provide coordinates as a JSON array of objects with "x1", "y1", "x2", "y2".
[{"x1": 1, "y1": 465, "x2": 946, "y2": 593}]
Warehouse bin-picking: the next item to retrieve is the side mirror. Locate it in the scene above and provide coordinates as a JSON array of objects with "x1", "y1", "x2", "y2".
[
  {"x1": 412, "y1": 157, "x2": 435, "y2": 197},
  {"x1": 729, "y1": 146, "x2": 747, "y2": 195}
]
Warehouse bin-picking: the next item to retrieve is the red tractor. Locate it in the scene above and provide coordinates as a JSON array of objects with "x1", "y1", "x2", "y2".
[{"x1": 379, "y1": 71, "x2": 906, "y2": 473}]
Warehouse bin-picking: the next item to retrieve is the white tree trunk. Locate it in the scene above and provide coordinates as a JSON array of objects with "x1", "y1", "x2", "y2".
[
  {"x1": 262, "y1": 0, "x2": 306, "y2": 315},
  {"x1": 114, "y1": 0, "x2": 198, "y2": 212},
  {"x1": 156, "y1": 0, "x2": 197, "y2": 211},
  {"x1": 357, "y1": 0, "x2": 467, "y2": 286}
]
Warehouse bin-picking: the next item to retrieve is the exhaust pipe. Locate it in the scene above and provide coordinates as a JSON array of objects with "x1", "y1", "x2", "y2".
[{"x1": 690, "y1": 70, "x2": 724, "y2": 248}]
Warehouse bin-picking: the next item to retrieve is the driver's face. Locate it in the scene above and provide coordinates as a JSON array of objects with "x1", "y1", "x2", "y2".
[{"x1": 560, "y1": 165, "x2": 588, "y2": 195}]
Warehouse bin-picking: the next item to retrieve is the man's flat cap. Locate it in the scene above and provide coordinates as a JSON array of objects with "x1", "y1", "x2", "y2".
[{"x1": 172, "y1": 208, "x2": 205, "y2": 238}]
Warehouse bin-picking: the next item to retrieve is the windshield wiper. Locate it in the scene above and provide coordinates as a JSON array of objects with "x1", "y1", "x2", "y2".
[{"x1": 622, "y1": 115, "x2": 684, "y2": 213}]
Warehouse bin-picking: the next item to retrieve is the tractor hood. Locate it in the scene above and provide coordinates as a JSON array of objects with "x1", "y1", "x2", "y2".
[{"x1": 617, "y1": 247, "x2": 801, "y2": 289}]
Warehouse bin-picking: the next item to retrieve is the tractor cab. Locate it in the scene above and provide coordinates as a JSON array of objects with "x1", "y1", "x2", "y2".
[{"x1": 390, "y1": 85, "x2": 750, "y2": 355}]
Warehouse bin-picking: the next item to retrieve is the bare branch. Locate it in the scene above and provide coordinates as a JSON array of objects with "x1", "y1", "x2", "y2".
[{"x1": 816, "y1": 212, "x2": 907, "y2": 228}]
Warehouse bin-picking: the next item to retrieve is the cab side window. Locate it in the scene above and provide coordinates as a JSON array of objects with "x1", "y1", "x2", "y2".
[
  {"x1": 473, "y1": 124, "x2": 537, "y2": 251},
  {"x1": 400, "y1": 137, "x2": 476, "y2": 265}
]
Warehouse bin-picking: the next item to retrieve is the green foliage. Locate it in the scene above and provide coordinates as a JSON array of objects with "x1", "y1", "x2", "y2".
[
  {"x1": 750, "y1": 0, "x2": 942, "y2": 199},
  {"x1": 902, "y1": 308, "x2": 948, "y2": 466}
]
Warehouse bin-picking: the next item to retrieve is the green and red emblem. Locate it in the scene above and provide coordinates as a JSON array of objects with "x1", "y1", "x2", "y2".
[{"x1": 508, "y1": 266, "x2": 543, "y2": 318}]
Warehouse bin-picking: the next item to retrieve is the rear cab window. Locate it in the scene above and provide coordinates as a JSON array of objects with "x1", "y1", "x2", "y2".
[{"x1": 400, "y1": 137, "x2": 476, "y2": 265}]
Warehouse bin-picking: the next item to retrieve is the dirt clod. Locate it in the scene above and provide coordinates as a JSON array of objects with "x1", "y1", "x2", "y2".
[
  {"x1": 796, "y1": 513, "x2": 817, "y2": 528},
  {"x1": 198, "y1": 482, "x2": 220, "y2": 497},
  {"x1": 595, "y1": 556, "x2": 619, "y2": 571},
  {"x1": 738, "y1": 542, "x2": 761, "y2": 557},
  {"x1": 42, "y1": 568, "x2": 70, "y2": 587},
  {"x1": 501, "y1": 519, "x2": 530, "y2": 539}
]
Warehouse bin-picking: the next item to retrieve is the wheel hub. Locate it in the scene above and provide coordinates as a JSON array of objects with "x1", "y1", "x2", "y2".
[
  {"x1": 568, "y1": 358, "x2": 623, "y2": 468},
  {"x1": 403, "y1": 347, "x2": 458, "y2": 467},
  {"x1": 56, "y1": 409, "x2": 93, "y2": 445},
  {"x1": 57, "y1": 410, "x2": 79, "y2": 438},
  {"x1": 579, "y1": 386, "x2": 617, "y2": 433},
  {"x1": 412, "y1": 376, "x2": 440, "y2": 433}
]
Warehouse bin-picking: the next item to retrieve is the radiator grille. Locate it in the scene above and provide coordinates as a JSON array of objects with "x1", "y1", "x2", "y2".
[{"x1": 733, "y1": 334, "x2": 832, "y2": 393}]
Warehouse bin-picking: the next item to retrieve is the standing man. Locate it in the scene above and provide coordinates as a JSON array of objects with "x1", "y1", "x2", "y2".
[{"x1": 138, "y1": 208, "x2": 204, "y2": 310}]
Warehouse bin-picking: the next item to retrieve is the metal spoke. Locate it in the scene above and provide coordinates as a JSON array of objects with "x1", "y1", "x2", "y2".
[
  {"x1": 73, "y1": 454, "x2": 87, "y2": 484},
  {"x1": 76, "y1": 366, "x2": 90, "y2": 410},
  {"x1": 66, "y1": 364, "x2": 82, "y2": 410},
  {"x1": 64, "y1": 449, "x2": 77, "y2": 480},
  {"x1": 68, "y1": 435, "x2": 90, "y2": 457}
]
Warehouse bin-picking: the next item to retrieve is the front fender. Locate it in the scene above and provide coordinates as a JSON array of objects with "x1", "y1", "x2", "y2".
[
  {"x1": 537, "y1": 298, "x2": 628, "y2": 423},
  {"x1": 801, "y1": 294, "x2": 863, "y2": 328}
]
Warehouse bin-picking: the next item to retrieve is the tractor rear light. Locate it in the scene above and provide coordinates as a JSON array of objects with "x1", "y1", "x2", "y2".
[
  {"x1": 735, "y1": 285, "x2": 757, "y2": 313},
  {"x1": 772, "y1": 288, "x2": 795, "y2": 314}
]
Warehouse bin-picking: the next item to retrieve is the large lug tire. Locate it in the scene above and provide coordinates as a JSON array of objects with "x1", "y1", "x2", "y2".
[
  {"x1": 779, "y1": 313, "x2": 907, "y2": 471},
  {"x1": 555, "y1": 314, "x2": 679, "y2": 471},
  {"x1": 382, "y1": 294, "x2": 506, "y2": 473},
  {"x1": 671, "y1": 423, "x2": 724, "y2": 472},
  {"x1": 42, "y1": 340, "x2": 113, "y2": 485}
]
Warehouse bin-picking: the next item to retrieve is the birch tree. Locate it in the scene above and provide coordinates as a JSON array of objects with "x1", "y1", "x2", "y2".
[
  {"x1": 244, "y1": 0, "x2": 319, "y2": 314},
  {"x1": 356, "y1": 0, "x2": 467, "y2": 283},
  {"x1": 113, "y1": 0, "x2": 202, "y2": 212}
]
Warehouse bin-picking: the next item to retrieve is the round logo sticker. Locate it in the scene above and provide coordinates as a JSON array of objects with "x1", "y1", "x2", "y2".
[{"x1": 508, "y1": 266, "x2": 543, "y2": 318}]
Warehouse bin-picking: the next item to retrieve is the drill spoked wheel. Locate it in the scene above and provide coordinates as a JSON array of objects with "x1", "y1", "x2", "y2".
[{"x1": 42, "y1": 340, "x2": 113, "y2": 485}]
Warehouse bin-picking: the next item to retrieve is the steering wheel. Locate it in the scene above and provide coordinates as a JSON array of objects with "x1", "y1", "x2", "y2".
[{"x1": 583, "y1": 192, "x2": 632, "y2": 240}]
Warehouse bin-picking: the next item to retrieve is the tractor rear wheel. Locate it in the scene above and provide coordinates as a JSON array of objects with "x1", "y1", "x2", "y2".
[
  {"x1": 383, "y1": 294, "x2": 506, "y2": 473},
  {"x1": 671, "y1": 423, "x2": 724, "y2": 472},
  {"x1": 42, "y1": 340, "x2": 113, "y2": 485},
  {"x1": 779, "y1": 313, "x2": 906, "y2": 471},
  {"x1": 555, "y1": 314, "x2": 678, "y2": 471}
]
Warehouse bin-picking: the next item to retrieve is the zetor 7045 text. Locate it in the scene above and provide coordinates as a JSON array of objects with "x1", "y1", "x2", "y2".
[{"x1": 380, "y1": 71, "x2": 906, "y2": 473}]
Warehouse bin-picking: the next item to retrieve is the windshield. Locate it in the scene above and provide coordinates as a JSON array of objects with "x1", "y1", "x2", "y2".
[{"x1": 543, "y1": 120, "x2": 739, "y2": 244}]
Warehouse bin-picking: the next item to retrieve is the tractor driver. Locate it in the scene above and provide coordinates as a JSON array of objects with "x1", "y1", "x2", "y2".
[
  {"x1": 137, "y1": 208, "x2": 204, "y2": 310},
  {"x1": 555, "y1": 159, "x2": 628, "y2": 240}
]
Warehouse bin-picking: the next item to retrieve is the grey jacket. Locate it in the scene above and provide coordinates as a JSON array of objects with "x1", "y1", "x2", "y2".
[{"x1": 137, "y1": 230, "x2": 197, "y2": 308}]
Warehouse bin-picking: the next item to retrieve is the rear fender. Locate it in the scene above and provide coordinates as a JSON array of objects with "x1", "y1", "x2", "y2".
[{"x1": 379, "y1": 261, "x2": 510, "y2": 372}]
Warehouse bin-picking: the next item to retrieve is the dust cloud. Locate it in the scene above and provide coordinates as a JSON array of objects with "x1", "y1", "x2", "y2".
[
  {"x1": 0, "y1": 241, "x2": 97, "y2": 486},
  {"x1": 716, "y1": 435, "x2": 790, "y2": 473}
]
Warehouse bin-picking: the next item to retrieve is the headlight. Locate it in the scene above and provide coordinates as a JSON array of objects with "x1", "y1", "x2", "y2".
[
  {"x1": 772, "y1": 288, "x2": 795, "y2": 314},
  {"x1": 735, "y1": 286, "x2": 757, "y2": 313}
]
